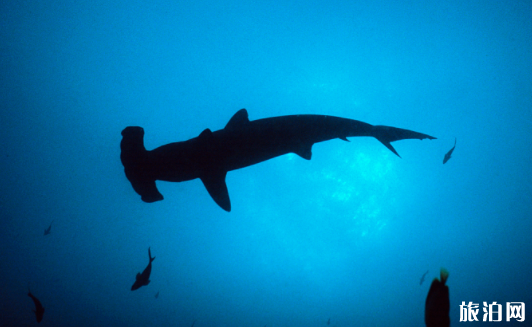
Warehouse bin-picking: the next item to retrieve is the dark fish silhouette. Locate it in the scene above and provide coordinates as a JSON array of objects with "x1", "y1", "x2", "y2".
[
  {"x1": 191, "y1": 319, "x2": 197, "y2": 327},
  {"x1": 121, "y1": 109, "x2": 435, "y2": 212},
  {"x1": 28, "y1": 288, "x2": 44, "y2": 323},
  {"x1": 44, "y1": 220, "x2": 53, "y2": 236},
  {"x1": 327, "y1": 318, "x2": 331, "y2": 325},
  {"x1": 155, "y1": 291, "x2": 159, "y2": 298},
  {"x1": 425, "y1": 268, "x2": 450, "y2": 327},
  {"x1": 420, "y1": 270, "x2": 429, "y2": 285},
  {"x1": 443, "y1": 138, "x2": 456, "y2": 164},
  {"x1": 131, "y1": 247, "x2": 155, "y2": 291}
]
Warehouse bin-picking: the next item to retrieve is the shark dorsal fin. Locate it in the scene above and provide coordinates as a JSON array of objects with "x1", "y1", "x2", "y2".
[
  {"x1": 225, "y1": 109, "x2": 249, "y2": 130},
  {"x1": 200, "y1": 170, "x2": 231, "y2": 212},
  {"x1": 198, "y1": 128, "x2": 214, "y2": 141}
]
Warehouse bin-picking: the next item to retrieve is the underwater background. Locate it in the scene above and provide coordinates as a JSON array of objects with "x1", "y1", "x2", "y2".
[{"x1": 1, "y1": 0, "x2": 531, "y2": 326}]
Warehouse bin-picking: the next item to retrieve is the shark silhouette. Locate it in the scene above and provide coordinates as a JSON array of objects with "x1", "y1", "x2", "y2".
[
  {"x1": 443, "y1": 138, "x2": 456, "y2": 164},
  {"x1": 28, "y1": 288, "x2": 44, "y2": 323},
  {"x1": 131, "y1": 247, "x2": 155, "y2": 291},
  {"x1": 44, "y1": 220, "x2": 53, "y2": 236},
  {"x1": 121, "y1": 109, "x2": 436, "y2": 211}
]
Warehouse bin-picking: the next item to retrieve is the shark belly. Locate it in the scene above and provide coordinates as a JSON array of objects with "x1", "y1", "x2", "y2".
[{"x1": 209, "y1": 128, "x2": 299, "y2": 171}]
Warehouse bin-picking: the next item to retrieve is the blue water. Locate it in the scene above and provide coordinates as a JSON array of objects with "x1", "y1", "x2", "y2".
[{"x1": 1, "y1": 1, "x2": 531, "y2": 326}]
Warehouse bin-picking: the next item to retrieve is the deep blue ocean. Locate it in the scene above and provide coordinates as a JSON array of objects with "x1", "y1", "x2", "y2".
[{"x1": 1, "y1": 0, "x2": 531, "y2": 326}]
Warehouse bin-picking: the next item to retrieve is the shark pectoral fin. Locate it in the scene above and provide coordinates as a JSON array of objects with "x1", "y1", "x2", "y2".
[
  {"x1": 225, "y1": 109, "x2": 249, "y2": 130},
  {"x1": 293, "y1": 144, "x2": 313, "y2": 160},
  {"x1": 200, "y1": 171, "x2": 231, "y2": 212}
]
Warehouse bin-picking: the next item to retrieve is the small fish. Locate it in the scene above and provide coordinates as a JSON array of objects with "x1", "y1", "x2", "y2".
[
  {"x1": 443, "y1": 138, "x2": 456, "y2": 164},
  {"x1": 327, "y1": 318, "x2": 331, "y2": 325},
  {"x1": 44, "y1": 220, "x2": 54, "y2": 236},
  {"x1": 131, "y1": 247, "x2": 155, "y2": 291},
  {"x1": 28, "y1": 288, "x2": 45, "y2": 323},
  {"x1": 420, "y1": 270, "x2": 429, "y2": 285},
  {"x1": 425, "y1": 268, "x2": 450, "y2": 327},
  {"x1": 155, "y1": 291, "x2": 159, "y2": 298}
]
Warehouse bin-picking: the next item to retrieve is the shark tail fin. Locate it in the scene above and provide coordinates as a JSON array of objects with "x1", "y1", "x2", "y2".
[{"x1": 373, "y1": 125, "x2": 436, "y2": 158}]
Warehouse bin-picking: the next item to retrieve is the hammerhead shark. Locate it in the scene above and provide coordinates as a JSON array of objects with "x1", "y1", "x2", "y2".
[
  {"x1": 443, "y1": 138, "x2": 456, "y2": 164},
  {"x1": 131, "y1": 247, "x2": 155, "y2": 291},
  {"x1": 44, "y1": 220, "x2": 53, "y2": 236},
  {"x1": 28, "y1": 287, "x2": 44, "y2": 323},
  {"x1": 121, "y1": 109, "x2": 435, "y2": 211}
]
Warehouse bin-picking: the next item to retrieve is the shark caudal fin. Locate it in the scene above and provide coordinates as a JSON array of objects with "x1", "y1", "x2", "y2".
[
  {"x1": 120, "y1": 127, "x2": 164, "y2": 203},
  {"x1": 372, "y1": 125, "x2": 436, "y2": 158}
]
